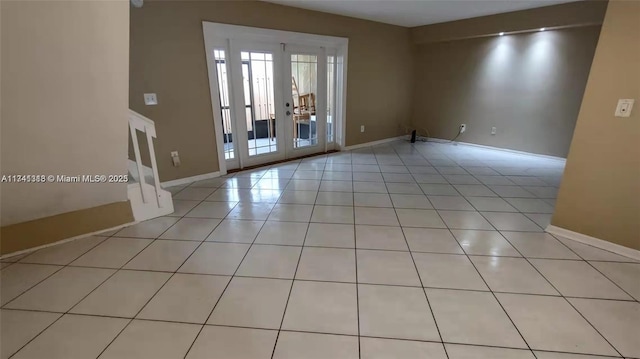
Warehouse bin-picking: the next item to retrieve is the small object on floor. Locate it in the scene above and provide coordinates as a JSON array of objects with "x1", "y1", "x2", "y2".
[{"x1": 411, "y1": 130, "x2": 417, "y2": 143}]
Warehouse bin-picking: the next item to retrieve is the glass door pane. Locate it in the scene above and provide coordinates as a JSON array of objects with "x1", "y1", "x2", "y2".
[
  {"x1": 213, "y1": 49, "x2": 236, "y2": 161},
  {"x1": 327, "y1": 55, "x2": 336, "y2": 143},
  {"x1": 241, "y1": 51, "x2": 278, "y2": 157},
  {"x1": 291, "y1": 54, "x2": 318, "y2": 149}
]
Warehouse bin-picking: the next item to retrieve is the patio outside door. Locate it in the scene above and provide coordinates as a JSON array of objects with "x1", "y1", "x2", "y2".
[{"x1": 204, "y1": 22, "x2": 347, "y2": 173}]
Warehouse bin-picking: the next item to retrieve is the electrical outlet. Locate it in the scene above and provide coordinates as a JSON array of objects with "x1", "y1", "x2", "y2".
[
  {"x1": 615, "y1": 99, "x2": 634, "y2": 117},
  {"x1": 144, "y1": 93, "x2": 158, "y2": 106},
  {"x1": 460, "y1": 124, "x2": 466, "y2": 133},
  {"x1": 491, "y1": 127, "x2": 497, "y2": 135},
  {"x1": 360, "y1": 125, "x2": 365, "y2": 133}
]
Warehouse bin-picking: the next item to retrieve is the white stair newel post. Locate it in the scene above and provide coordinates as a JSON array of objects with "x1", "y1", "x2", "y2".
[
  {"x1": 129, "y1": 122, "x2": 147, "y2": 203},
  {"x1": 145, "y1": 126, "x2": 163, "y2": 207}
]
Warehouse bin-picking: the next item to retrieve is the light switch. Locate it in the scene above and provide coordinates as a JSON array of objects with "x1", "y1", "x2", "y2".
[
  {"x1": 615, "y1": 99, "x2": 634, "y2": 117},
  {"x1": 144, "y1": 93, "x2": 158, "y2": 106}
]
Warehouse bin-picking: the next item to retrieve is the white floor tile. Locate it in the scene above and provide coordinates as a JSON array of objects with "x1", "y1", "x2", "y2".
[
  {"x1": 185, "y1": 201, "x2": 236, "y2": 218},
  {"x1": 396, "y1": 209, "x2": 446, "y2": 228},
  {"x1": 0, "y1": 309, "x2": 61, "y2": 359},
  {"x1": 236, "y1": 245, "x2": 301, "y2": 279},
  {"x1": 187, "y1": 326, "x2": 277, "y2": 359},
  {"x1": 5, "y1": 267, "x2": 114, "y2": 312},
  {"x1": 497, "y1": 293, "x2": 618, "y2": 356},
  {"x1": 70, "y1": 270, "x2": 170, "y2": 317},
  {"x1": 1, "y1": 264, "x2": 62, "y2": 306},
  {"x1": 530, "y1": 259, "x2": 633, "y2": 300},
  {"x1": 361, "y1": 338, "x2": 447, "y2": 359},
  {"x1": 159, "y1": 218, "x2": 221, "y2": 241},
  {"x1": 114, "y1": 217, "x2": 179, "y2": 239},
  {"x1": 138, "y1": 273, "x2": 230, "y2": 324},
  {"x1": 355, "y1": 207, "x2": 399, "y2": 226},
  {"x1": 255, "y1": 221, "x2": 308, "y2": 245},
  {"x1": 451, "y1": 229, "x2": 521, "y2": 256},
  {"x1": 178, "y1": 242, "x2": 249, "y2": 275},
  {"x1": 99, "y1": 320, "x2": 200, "y2": 359},
  {"x1": 315, "y1": 191, "x2": 354, "y2": 205},
  {"x1": 556, "y1": 237, "x2": 638, "y2": 262},
  {"x1": 296, "y1": 247, "x2": 356, "y2": 282},
  {"x1": 386, "y1": 182, "x2": 423, "y2": 194},
  {"x1": 470, "y1": 256, "x2": 559, "y2": 295},
  {"x1": 358, "y1": 284, "x2": 440, "y2": 341},
  {"x1": 205, "y1": 220, "x2": 264, "y2": 243},
  {"x1": 268, "y1": 204, "x2": 314, "y2": 222},
  {"x1": 354, "y1": 193, "x2": 393, "y2": 207},
  {"x1": 10, "y1": 314, "x2": 128, "y2": 359},
  {"x1": 568, "y1": 298, "x2": 640, "y2": 358},
  {"x1": 311, "y1": 205, "x2": 354, "y2": 224},
  {"x1": 18, "y1": 236, "x2": 105, "y2": 265},
  {"x1": 501, "y1": 232, "x2": 579, "y2": 259},
  {"x1": 590, "y1": 261, "x2": 640, "y2": 300},
  {"x1": 208, "y1": 277, "x2": 291, "y2": 329},
  {"x1": 403, "y1": 227, "x2": 463, "y2": 254},
  {"x1": 445, "y1": 344, "x2": 535, "y2": 358},
  {"x1": 428, "y1": 196, "x2": 474, "y2": 210},
  {"x1": 390, "y1": 194, "x2": 433, "y2": 209},
  {"x1": 71, "y1": 237, "x2": 153, "y2": 268},
  {"x1": 356, "y1": 225, "x2": 408, "y2": 251},
  {"x1": 125, "y1": 240, "x2": 199, "y2": 272},
  {"x1": 482, "y1": 212, "x2": 542, "y2": 231},
  {"x1": 305, "y1": 223, "x2": 355, "y2": 248},
  {"x1": 466, "y1": 197, "x2": 518, "y2": 212},
  {"x1": 277, "y1": 190, "x2": 318, "y2": 204},
  {"x1": 357, "y1": 250, "x2": 421, "y2": 286},
  {"x1": 273, "y1": 331, "x2": 359, "y2": 359},
  {"x1": 227, "y1": 202, "x2": 275, "y2": 220},
  {"x1": 282, "y1": 281, "x2": 358, "y2": 335},
  {"x1": 413, "y1": 253, "x2": 488, "y2": 290},
  {"x1": 427, "y1": 288, "x2": 527, "y2": 348},
  {"x1": 438, "y1": 210, "x2": 494, "y2": 230}
]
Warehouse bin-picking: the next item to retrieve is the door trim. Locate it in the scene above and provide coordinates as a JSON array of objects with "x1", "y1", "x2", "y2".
[{"x1": 203, "y1": 22, "x2": 348, "y2": 174}]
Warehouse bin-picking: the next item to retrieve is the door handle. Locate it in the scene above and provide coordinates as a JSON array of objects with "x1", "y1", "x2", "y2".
[{"x1": 286, "y1": 111, "x2": 291, "y2": 116}]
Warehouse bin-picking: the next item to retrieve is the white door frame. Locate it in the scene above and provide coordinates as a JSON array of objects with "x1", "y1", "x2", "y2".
[{"x1": 203, "y1": 22, "x2": 348, "y2": 174}]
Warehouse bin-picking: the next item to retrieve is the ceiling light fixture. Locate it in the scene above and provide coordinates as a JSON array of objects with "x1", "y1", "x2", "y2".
[
  {"x1": 540, "y1": 27, "x2": 546, "y2": 31},
  {"x1": 499, "y1": 32, "x2": 505, "y2": 36}
]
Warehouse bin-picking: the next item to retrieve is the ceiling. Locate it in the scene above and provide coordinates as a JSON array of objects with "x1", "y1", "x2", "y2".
[{"x1": 264, "y1": 0, "x2": 580, "y2": 27}]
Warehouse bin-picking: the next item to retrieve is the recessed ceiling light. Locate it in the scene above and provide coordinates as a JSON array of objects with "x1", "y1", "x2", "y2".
[
  {"x1": 540, "y1": 27, "x2": 546, "y2": 31},
  {"x1": 499, "y1": 32, "x2": 505, "y2": 36}
]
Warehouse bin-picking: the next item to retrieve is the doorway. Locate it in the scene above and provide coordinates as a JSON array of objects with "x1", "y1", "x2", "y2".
[{"x1": 203, "y1": 23, "x2": 348, "y2": 173}]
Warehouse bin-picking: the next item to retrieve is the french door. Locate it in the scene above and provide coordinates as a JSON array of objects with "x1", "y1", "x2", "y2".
[{"x1": 204, "y1": 23, "x2": 346, "y2": 172}]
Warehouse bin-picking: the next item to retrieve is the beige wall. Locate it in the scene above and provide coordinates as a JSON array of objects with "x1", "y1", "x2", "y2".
[
  {"x1": 130, "y1": 0, "x2": 413, "y2": 181},
  {"x1": 552, "y1": 1, "x2": 640, "y2": 250},
  {"x1": 0, "y1": 1, "x2": 131, "y2": 226},
  {"x1": 411, "y1": 26, "x2": 601, "y2": 157}
]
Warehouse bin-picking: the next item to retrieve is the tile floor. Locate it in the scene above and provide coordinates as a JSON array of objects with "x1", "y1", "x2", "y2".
[{"x1": 2, "y1": 141, "x2": 639, "y2": 359}]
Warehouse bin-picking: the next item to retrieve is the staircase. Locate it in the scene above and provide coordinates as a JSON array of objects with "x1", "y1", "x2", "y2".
[{"x1": 128, "y1": 110, "x2": 174, "y2": 221}]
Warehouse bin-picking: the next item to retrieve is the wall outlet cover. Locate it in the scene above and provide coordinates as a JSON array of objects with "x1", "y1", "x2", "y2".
[
  {"x1": 615, "y1": 99, "x2": 634, "y2": 117},
  {"x1": 144, "y1": 93, "x2": 158, "y2": 106}
]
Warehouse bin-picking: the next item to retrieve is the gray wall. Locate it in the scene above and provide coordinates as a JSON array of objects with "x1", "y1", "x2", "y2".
[{"x1": 411, "y1": 26, "x2": 601, "y2": 157}]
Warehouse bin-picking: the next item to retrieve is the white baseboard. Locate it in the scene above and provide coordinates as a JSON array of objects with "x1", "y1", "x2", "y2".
[
  {"x1": 0, "y1": 221, "x2": 137, "y2": 260},
  {"x1": 161, "y1": 171, "x2": 221, "y2": 188},
  {"x1": 425, "y1": 137, "x2": 566, "y2": 162},
  {"x1": 546, "y1": 224, "x2": 640, "y2": 261},
  {"x1": 340, "y1": 136, "x2": 407, "y2": 151}
]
